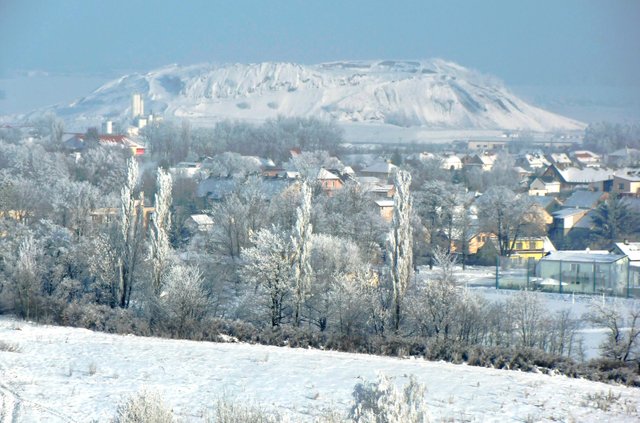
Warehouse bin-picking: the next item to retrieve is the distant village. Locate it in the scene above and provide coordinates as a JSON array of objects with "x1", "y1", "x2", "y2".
[{"x1": 2, "y1": 93, "x2": 640, "y2": 299}]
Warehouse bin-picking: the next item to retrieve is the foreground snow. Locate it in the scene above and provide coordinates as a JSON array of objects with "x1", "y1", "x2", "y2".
[{"x1": 0, "y1": 317, "x2": 638, "y2": 422}]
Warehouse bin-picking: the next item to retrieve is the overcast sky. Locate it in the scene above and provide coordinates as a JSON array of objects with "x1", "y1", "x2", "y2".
[{"x1": 1, "y1": 0, "x2": 638, "y2": 87}]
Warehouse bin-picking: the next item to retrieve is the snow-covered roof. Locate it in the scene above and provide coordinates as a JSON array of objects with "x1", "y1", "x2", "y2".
[
  {"x1": 476, "y1": 153, "x2": 497, "y2": 165},
  {"x1": 561, "y1": 190, "x2": 603, "y2": 209},
  {"x1": 529, "y1": 195, "x2": 557, "y2": 210},
  {"x1": 609, "y1": 147, "x2": 640, "y2": 158},
  {"x1": 513, "y1": 166, "x2": 531, "y2": 174},
  {"x1": 521, "y1": 153, "x2": 550, "y2": 167},
  {"x1": 188, "y1": 214, "x2": 214, "y2": 226},
  {"x1": 355, "y1": 176, "x2": 384, "y2": 185},
  {"x1": 549, "y1": 153, "x2": 572, "y2": 164},
  {"x1": 196, "y1": 177, "x2": 236, "y2": 199},
  {"x1": 614, "y1": 242, "x2": 640, "y2": 262},
  {"x1": 317, "y1": 168, "x2": 340, "y2": 180},
  {"x1": 613, "y1": 169, "x2": 640, "y2": 182},
  {"x1": 552, "y1": 208, "x2": 587, "y2": 219},
  {"x1": 556, "y1": 167, "x2": 614, "y2": 184},
  {"x1": 572, "y1": 150, "x2": 601, "y2": 160},
  {"x1": 572, "y1": 209, "x2": 597, "y2": 229},
  {"x1": 374, "y1": 199, "x2": 395, "y2": 208},
  {"x1": 342, "y1": 166, "x2": 355, "y2": 175},
  {"x1": 541, "y1": 251, "x2": 626, "y2": 264},
  {"x1": 361, "y1": 162, "x2": 398, "y2": 174}
]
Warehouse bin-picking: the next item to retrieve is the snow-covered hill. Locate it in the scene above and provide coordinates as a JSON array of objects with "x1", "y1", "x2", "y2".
[
  {"x1": 31, "y1": 60, "x2": 584, "y2": 132},
  {"x1": 1, "y1": 317, "x2": 638, "y2": 422}
]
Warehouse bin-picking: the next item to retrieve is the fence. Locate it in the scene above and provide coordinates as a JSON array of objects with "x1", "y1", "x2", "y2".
[{"x1": 494, "y1": 256, "x2": 640, "y2": 299}]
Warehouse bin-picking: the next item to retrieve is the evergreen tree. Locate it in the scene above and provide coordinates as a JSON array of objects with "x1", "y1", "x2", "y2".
[{"x1": 590, "y1": 194, "x2": 639, "y2": 247}]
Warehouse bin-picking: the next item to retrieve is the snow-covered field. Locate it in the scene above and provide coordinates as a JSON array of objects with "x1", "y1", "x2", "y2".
[{"x1": 0, "y1": 317, "x2": 638, "y2": 422}]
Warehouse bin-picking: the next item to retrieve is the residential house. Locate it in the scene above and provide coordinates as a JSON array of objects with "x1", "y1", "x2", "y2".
[
  {"x1": 196, "y1": 177, "x2": 237, "y2": 203},
  {"x1": 360, "y1": 161, "x2": 398, "y2": 180},
  {"x1": 514, "y1": 166, "x2": 533, "y2": 182},
  {"x1": 561, "y1": 190, "x2": 605, "y2": 209},
  {"x1": 440, "y1": 154, "x2": 463, "y2": 170},
  {"x1": 548, "y1": 153, "x2": 573, "y2": 169},
  {"x1": 528, "y1": 178, "x2": 561, "y2": 196},
  {"x1": 540, "y1": 164, "x2": 614, "y2": 191},
  {"x1": 529, "y1": 195, "x2": 560, "y2": 225},
  {"x1": 476, "y1": 235, "x2": 556, "y2": 263},
  {"x1": 374, "y1": 199, "x2": 395, "y2": 222},
  {"x1": 612, "y1": 170, "x2": 640, "y2": 196},
  {"x1": 316, "y1": 168, "x2": 343, "y2": 195},
  {"x1": 606, "y1": 147, "x2": 640, "y2": 167},
  {"x1": 572, "y1": 150, "x2": 602, "y2": 168},
  {"x1": 64, "y1": 133, "x2": 145, "y2": 156},
  {"x1": 550, "y1": 208, "x2": 589, "y2": 237},
  {"x1": 169, "y1": 162, "x2": 205, "y2": 179},
  {"x1": 184, "y1": 214, "x2": 214, "y2": 233},
  {"x1": 516, "y1": 153, "x2": 550, "y2": 171},
  {"x1": 466, "y1": 139, "x2": 508, "y2": 151},
  {"x1": 90, "y1": 200, "x2": 154, "y2": 227},
  {"x1": 548, "y1": 190, "x2": 604, "y2": 243},
  {"x1": 464, "y1": 152, "x2": 497, "y2": 171},
  {"x1": 465, "y1": 232, "x2": 494, "y2": 255}
]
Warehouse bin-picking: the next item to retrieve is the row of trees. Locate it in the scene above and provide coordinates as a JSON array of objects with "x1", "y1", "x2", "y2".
[{"x1": 141, "y1": 116, "x2": 343, "y2": 165}]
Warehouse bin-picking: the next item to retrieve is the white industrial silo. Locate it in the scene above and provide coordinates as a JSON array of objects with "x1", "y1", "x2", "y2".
[
  {"x1": 132, "y1": 93, "x2": 144, "y2": 118},
  {"x1": 102, "y1": 120, "x2": 113, "y2": 134}
]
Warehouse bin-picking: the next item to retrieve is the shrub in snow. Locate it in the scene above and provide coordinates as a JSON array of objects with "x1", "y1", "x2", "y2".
[
  {"x1": 210, "y1": 397, "x2": 285, "y2": 423},
  {"x1": 112, "y1": 390, "x2": 174, "y2": 423},
  {"x1": 349, "y1": 374, "x2": 429, "y2": 423}
]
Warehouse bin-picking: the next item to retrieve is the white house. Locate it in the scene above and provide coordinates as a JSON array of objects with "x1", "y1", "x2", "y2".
[{"x1": 528, "y1": 178, "x2": 561, "y2": 196}]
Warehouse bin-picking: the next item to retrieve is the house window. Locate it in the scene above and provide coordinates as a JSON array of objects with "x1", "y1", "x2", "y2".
[
  {"x1": 516, "y1": 242, "x2": 523, "y2": 250},
  {"x1": 619, "y1": 183, "x2": 625, "y2": 190}
]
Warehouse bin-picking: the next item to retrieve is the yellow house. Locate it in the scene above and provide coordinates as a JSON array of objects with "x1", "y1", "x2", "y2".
[
  {"x1": 509, "y1": 237, "x2": 556, "y2": 260},
  {"x1": 451, "y1": 232, "x2": 494, "y2": 255},
  {"x1": 374, "y1": 199, "x2": 394, "y2": 222},
  {"x1": 474, "y1": 235, "x2": 556, "y2": 262}
]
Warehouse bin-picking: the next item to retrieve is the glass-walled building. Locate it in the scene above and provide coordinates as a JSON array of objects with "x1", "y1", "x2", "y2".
[{"x1": 535, "y1": 251, "x2": 631, "y2": 297}]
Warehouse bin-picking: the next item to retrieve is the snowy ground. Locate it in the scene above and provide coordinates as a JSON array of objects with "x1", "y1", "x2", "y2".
[{"x1": 0, "y1": 317, "x2": 639, "y2": 422}]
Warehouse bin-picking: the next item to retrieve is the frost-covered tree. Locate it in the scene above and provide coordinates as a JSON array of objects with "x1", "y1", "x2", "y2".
[
  {"x1": 350, "y1": 374, "x2": 429, "y2": 423},
  {"x1": 477, "y1": 187, "x2": 545, "y2": 257},
  {"x1": 386, "y1": 169, "x2": 413, "y2": 333},
  {"x1": 417, "y1": 181, "x2": 461, "y2": 267},
  {"x1": 306, "y1": 233, "x2": 366, "y2": 332},
  {"x1": 162, "y1": 264, "x2": 209, "y2": 336},
  {"x1": 209, "y1": 176, "x2": 268, "y2": 259},
  {"x1": 291, "y1": 182, "x2": 312, "y2": 326},
  {"x1": 114, "y1": 158, "x2": 145, "y2": 308},
  {"x1": 9, "y1": 234, "x2": 42, "y2": 319},
  {"x1": 507, "y1": 290, "x2": 545, "y2": 348},
  {"x1": 240, "y1": 227, "x2": 292, "y2": 327},
  {"x1": 149, "y1": 168, "x2": 173, "y2": 295},
  {"x1": 588, "y1": 301, "x2": 640, "y2": 363}
]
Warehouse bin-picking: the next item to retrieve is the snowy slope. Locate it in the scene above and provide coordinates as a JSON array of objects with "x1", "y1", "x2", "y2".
[
  {"x1": 1, "y1": 317, "x2": 638, "y2": 422},
  {"x1": 32, "y1": 60, "x2": 584, "y2": 132}
]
